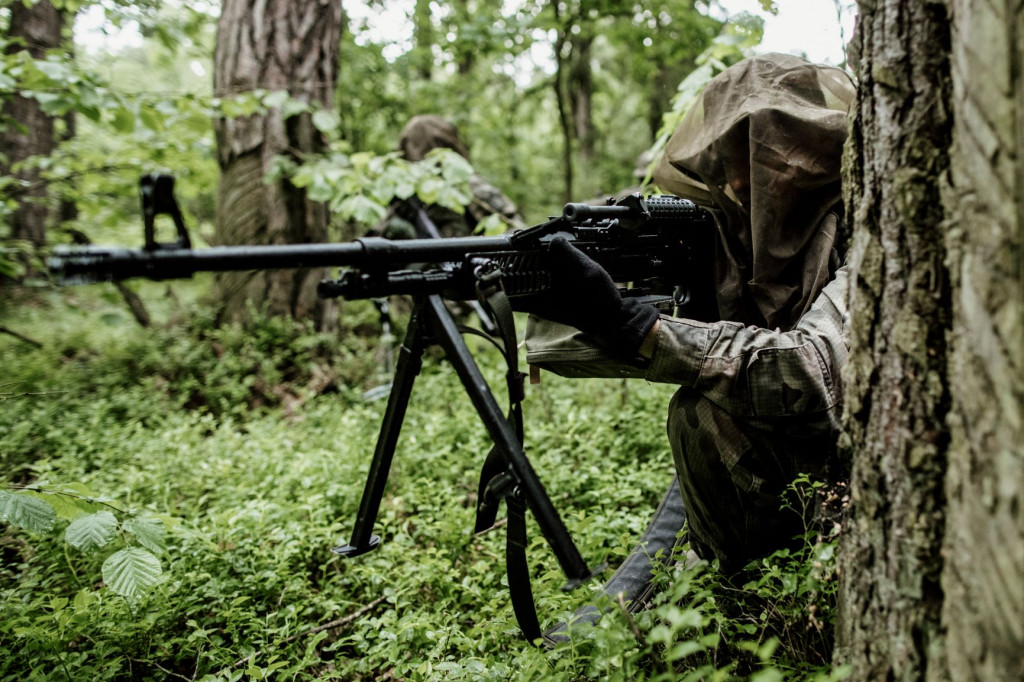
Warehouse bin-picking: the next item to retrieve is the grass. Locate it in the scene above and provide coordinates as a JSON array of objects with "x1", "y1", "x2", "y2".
[{"x1": 1, "y1": 280, "x2": 844, "y2": 681}]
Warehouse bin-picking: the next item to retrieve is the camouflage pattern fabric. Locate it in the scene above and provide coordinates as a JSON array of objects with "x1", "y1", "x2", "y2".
[
  {"x1": 525, "y1": 264, "x2": 849, "y2": 568},
  {"x1": 654, "y1": 53, "x2": 855, "y2": 332},
  {"x1": 667, "y1": 391, "x2": 836, "y2": 571},
  {"x1": 389, "y1": 115, "x2": 525, "y2": 237},
  {"x1": 399, "y1": 115, "x2": 471, "y2": 162},
  {"x1": 521, "y1": 54, "x2": 855, "y2": 570}
]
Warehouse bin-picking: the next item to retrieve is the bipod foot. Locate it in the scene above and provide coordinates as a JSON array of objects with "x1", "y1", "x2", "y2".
[{"x1": 332, "y1": 534, "x2": 382, "y2": 558}]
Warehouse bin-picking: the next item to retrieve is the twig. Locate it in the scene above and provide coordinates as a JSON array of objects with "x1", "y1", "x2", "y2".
[
  {"x1": 0, "y1": 325, "x2": 43, "y2": 349},
  {"x1": 618, "y1": 591, "x2": 669, "y2": 676},
  {"x1": 8, "y1": 485, "x2": 126, "y2": 514},
  {"x1": 280, "y1": 595, "x2": 388, "y2": 643},
  {"x1": 0, "y1": 391, "x2": 65, "y2": 402}
]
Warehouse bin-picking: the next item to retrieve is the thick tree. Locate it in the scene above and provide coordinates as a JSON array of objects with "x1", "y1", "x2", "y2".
[
  {"x1": 1, "y1": 0, "x2": 64, "y2": 247},
  {"x1": 837, "y1": 0, "x2": 1023, "y2": 679},
  {"x1": 212, "y1": 0, "x2": 341, "y2": 325}
]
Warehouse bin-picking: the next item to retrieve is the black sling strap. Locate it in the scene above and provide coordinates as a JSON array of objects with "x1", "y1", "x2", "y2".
[
  {"x1": 470, "y1": 270, "x2": 546, "y2": 643},
  {"x1": 467, "y1": 270, "x2": 687, "y2": 645}
]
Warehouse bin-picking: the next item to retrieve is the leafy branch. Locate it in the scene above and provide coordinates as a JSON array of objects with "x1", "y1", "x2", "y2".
[{"x1": 0, "y1": 484, "x2": 171, "y2": 601}]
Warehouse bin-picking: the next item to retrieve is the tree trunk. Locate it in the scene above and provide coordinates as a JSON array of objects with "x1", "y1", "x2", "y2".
[
  {"x1": 552, "y1": 26, "x2": 574, "y2": 203},
  {"x1": 939, "y1": 0, "x2": 1024, "y2": 678},
  {"x1": 412, "y1": 0, "x2": 434, "y2": 81},
  {"x1": 568, "y1": 35, "x2": 594, "y2": 163},
  {"x1": 1, "y1": 0, "x2": 63, "y2": 247},
  {"x1": 837, "y1": 0, "x2": 1024, "y2": 679},
  {"x1": 212, "y1": 0, "x2": 341, "y2": 327}
]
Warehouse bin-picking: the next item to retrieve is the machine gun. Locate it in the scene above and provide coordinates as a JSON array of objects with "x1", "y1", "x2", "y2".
[{"x1": 51, "y1": 173, "x2": 716, "y2": 643}]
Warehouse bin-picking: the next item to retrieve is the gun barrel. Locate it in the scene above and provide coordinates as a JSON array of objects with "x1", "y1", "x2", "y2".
[
  {"x1": 562, "y1": 203, "x2": 633, "y2": 221},
  {"x1": 50, "y1": 235, "x2": 514, "y2": 285}
]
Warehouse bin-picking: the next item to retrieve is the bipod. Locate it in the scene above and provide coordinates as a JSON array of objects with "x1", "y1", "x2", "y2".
[{"x1": 333, "y1": 293, "x2": 603, "y2": 642}]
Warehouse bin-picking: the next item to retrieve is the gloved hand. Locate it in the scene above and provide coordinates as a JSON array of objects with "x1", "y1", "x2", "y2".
[{"x1": 513, "y1": 236, "x2": 659, "y2": 358}]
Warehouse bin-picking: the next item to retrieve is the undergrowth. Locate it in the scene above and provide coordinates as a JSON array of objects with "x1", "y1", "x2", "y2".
[{"x1": 1, "y1": 282, "x2": 847, "y2": 680}]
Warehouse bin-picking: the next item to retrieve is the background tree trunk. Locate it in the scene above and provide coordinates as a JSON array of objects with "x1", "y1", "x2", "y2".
[
  {"x1": 552, "y1": 20, "x2": 574, "y2": 204},
  {"x1": 1, "y1": 0, "x2": 63, "y2": 247},
  {"x1": 837, "y1": 0, "x2": 1024, "y2": 679},
  {"x1": 568, "y1": 35, "x2": 594, "y2": 163},
  {"x1": 212, "y1": 0, "x2": 341, "y2": 326},
  {"x1": 412, "y1": 0, "x2": 434, "y2": 81}
]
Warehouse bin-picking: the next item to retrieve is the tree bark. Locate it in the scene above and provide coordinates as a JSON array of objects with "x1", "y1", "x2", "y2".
[
  {"x1": 212, "y1": 0, "x2": 341, "y2": 327},
  {"x1": 837, "y1": 0, "x2": 1024, "y2": 679},
  {"x1": 939, "y1": 0, "x2": 1024, "y2": 678},
  {"x1": 568, "y1": 35, "x2": 595, "y2": 163},
  {"x1": 836, "y1": 0, "x2": 953, "y2": 678},
  {"x1": 1, "y1": 0, "x2": 63, "y2": 247},
  {"x1": 412, "y1": 0, "x2": 434, "y2": 81},
  {"x1": 552, "y1": 22, "x2": 574, "y2": 204}
]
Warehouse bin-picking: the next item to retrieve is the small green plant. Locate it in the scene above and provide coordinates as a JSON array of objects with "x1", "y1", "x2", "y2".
[
  {"x1": 517, "y1": 476, "x2": 848, "y2": 681},
  {"x1": 1, "y1": 483, "x2": 168, "y2": 602}
]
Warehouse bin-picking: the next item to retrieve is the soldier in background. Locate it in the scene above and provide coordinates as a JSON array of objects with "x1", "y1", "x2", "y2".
[{"x1": 378, "y1": 114, "x2": 526, "y2": 239}]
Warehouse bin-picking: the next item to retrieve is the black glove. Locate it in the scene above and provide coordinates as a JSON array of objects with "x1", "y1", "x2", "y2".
[{"x1": 513, "y1": 236, "x2": 659, "y2": 358}]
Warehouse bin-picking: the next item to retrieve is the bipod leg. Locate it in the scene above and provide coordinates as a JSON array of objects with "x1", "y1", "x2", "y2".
[
  {"x1": 420, "y1": 294, "x2": 602, "y2": 588},
  {"x1": 333, "y1": 299, "x2": 429, "y2": 557}
]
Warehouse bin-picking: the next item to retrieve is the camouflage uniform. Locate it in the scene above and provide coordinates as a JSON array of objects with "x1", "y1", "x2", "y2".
[
  {"x1": 525, "y1": 55, "x2": 855, "y2": 570},
  {"x1": 526, "y1": 266, "x2": 848, "y2": 569},
  {"x1": 384, "y1": 115, "x2": 525, "y2": 238}
]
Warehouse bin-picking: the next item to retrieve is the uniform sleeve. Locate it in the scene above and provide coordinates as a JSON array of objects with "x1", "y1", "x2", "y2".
[{"x1": 645, "y1": 267, "x2": 850, "y2": 417}]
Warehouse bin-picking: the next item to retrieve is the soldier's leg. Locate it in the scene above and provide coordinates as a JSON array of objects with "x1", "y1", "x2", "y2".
[{"x1": 667, "y1": 390, "x2": 832, "y2": 572}]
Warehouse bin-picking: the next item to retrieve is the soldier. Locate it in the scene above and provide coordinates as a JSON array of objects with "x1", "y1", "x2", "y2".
[
  {"x1": 519, "y1": 54, "x2": 855, "y2": 572},
  {"x1": 379, "y1": 114, "x2": 525, "y2": 239}
]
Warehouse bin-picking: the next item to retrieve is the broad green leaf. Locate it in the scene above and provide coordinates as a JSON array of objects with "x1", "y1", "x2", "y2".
[
  {"x1": 2, "y1": 493, "x2": 56, "y2": 533},
  {"x1": 112, "y1": 106, "x2": 136, "y2": 133},
  {"x1": 261, "y1": 89, "x2": 290, "y2": 109},
  {"x1": 65, "y1": 511, "x2": 118, "y2": 550},
  {"x1": 311, "y1": 109, "x2": 339, "y2": 134},
  {"x1": 337, "y1": 195, "x2": 386, "y2": 225},
  {"x1": 416, "y1": 177, "x2": 445, "y2": 205},
  {"x1": 282, "y1": 98, "x2": 310, "y2": 119},
  {"x1": 102, "y1": 547, "x2": 162, "y2": 600},
  {"x1": 668, "y1": 640, "x2": 706, "y2": 662},
  {"x1": 33, "y1": 92, "x2": 71, "y2": 116},
  {"x1": 73, "y1": 589, "x2": 98, "y2": 613},
  {"x1": 139, "y1": 106, "x2": 165, "y2": 132},
  {"x1": 77, "y1": 104, "x2": 102, "y2": 121},
  {"x1": 435, "y1": 185, "x2": 471, "y2": 214},
  {"x1": 476, "y1": 214, "x2": 506, "y2": 237},
  {"x1": 34, "y1": 59, "x2": 69, "y2": 80},
  {"x1": 434, "y1": 149, "x2": 473, "y2": 184},
  {"x1": 124, "y1": 515, "x2": 166, "y2": 554}
]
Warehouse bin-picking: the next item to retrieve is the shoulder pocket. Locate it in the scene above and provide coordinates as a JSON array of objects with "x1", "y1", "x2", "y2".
[{"x1": 747, "y1": 342, "x2": 835, "y2": 417}]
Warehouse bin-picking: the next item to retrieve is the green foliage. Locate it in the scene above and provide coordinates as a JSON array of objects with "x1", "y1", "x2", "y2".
[
  {"x1": 271, "y1": 146, "x2": 476, "y2": 234},
  {"x1": 1, "y1": 483, "x2": 168, "y2": 603},
  {"x1": 1, "y1": 282, "x2": 845, "y2": 680},
  {"x1": 0, "y1": 2, "x2": 854, "y2": 678}
]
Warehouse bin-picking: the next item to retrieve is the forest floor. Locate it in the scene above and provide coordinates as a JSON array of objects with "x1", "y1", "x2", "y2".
[{"x1": 1, "y1": 281, "x2": 844, "y2": 681}]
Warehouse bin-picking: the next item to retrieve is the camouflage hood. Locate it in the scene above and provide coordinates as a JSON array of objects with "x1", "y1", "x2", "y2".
[
  {"x1": 654, "y1": 53, "x2": 855, "y2": 330},
  {"x1": 399, "y1": 114, "x2": 471, "y2": 162}
]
